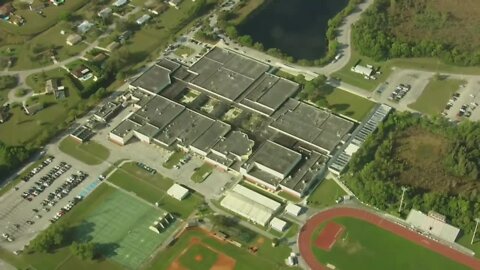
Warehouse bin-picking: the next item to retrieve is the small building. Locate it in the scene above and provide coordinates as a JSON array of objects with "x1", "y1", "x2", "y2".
[
  {"x1": 66, "y1": 34, "x2": 82, "y2": 46},
  {"x1": 112, "y1": 0, "x2": 128, "y2": 8},
  {"x1": 71, "y1": 65, "x2": 93, "y2": 81},
  {"x1": 406, "y1": 209, "x2": 460, "y2": 243},
  {"x1": 50, "y1": 0, "x2": 65, "y2": 6},
  {"x1": 70, "y1": 125, "x2": 94, "y2": 143},
  {"x1": 270, "y1": 217, "x2": 288, "y2": 232},
  {"x1": 136, "y1": 14, "x2": 151, "y2": 25},
  {"x1": 351, "y1": 65, "x2": 374, "y2": 77},
  {"x1": 77, "y1": 20, "x2": 93, "y2": 34},
  {"x1": 94, "y1": 101, "x2": 123, "y2": 122},
  {"x1": 285, "y1": 203, "x2": 302, "y2": 216},
  {"x1": 168, "y1": 0, "x2": 182, "y2": 8},
  {"x1": 167, "y1": 184, "x2": 189, "y2": 201},
  {"x1": 97, "y1": 7, "x2": 112, "y2": 18}
]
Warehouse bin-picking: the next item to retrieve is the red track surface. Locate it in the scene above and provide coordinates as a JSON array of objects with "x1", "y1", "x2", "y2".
[
  {"x1": 315, "y1": 222, "x2": 344, "y2": 251},
  {"x1": 298, "y1": 207, "x2": 480, "y2": 270}
]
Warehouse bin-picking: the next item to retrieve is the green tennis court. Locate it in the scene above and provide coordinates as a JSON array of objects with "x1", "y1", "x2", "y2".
[{"x1": 74, "y1": 188, "x2": 178, "y2": 269}]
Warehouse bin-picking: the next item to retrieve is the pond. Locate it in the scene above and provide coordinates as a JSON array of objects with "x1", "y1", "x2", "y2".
[{"x1": 237, "y1": 0, "x2": 349, "y2": 60}]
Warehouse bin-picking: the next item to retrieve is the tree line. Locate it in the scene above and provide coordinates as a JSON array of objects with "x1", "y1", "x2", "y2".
[
  {"x1": 352, "y1": 0, "x2": 480, "y2": 66},
  {"x1": 346, "y1": 112, "x2": 480, "y2": 232}
]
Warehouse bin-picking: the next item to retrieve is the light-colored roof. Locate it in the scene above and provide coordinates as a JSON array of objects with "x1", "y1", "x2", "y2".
[
  {"x1": 352, "y1": 65, "x2": 374, "y2": 76},
  {"x1": 220, "y1": 192, "x2": 274, "y2": 226},
  {"x1": 113, "y1": 0, "x2": 128, "y2": 7},
  {"x1": 232, "y1": 184, "x2": 281, "y2": 211},
  {"x1": 285, "y1": 203, "x2": 302, "y2": 216},
  {"x1": 166, "y1": 184, "x2": 189, "y2": 201},
  {"x1": 270, "y1": 217, "x2": 288, "y2": 232},
  {"x1": 136, "y1": 14, "x2": 151, "y2": 25},
  {"x1": 406, "y1": 209, "x2": 460, "y2": 243}
]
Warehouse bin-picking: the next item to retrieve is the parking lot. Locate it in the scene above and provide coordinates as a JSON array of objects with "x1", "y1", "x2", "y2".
[
  {"x1": 0, "y1": 151, "x2": 109, "y2": 253},
  {"x1": 375, "y1": 70, "x2": 431, "y2": 111},
  {"x1": 444, "y1": 79, "x2": 480, "y2": 121}
]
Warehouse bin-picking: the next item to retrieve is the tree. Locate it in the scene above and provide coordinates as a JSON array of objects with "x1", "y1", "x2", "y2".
[
  {"x1": 29, "y1": 223, "x2": 67, "y2": 253},
  {"x1": 0, "y1": 75, "x2": 18, "y2": 90},
  {"x1": 59, "y1": 12, "x2": 72, "y2": 22},
  {"x1": 238, "y1": 35, "x2": 253, "y2": 47},
  {"x1": 71, "y1": 241, "x2": 97, "y2": 260},
  {"x1": 225, "y1": 25, "x2": 238, "y2": 39}
]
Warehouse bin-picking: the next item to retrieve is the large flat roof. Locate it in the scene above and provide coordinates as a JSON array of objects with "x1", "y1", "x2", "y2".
[
  {"x1": 154, "y1": 109, "x2": 214, "y2": 147},
  {"x1": 270, "y1": 100, "x2": 354, "y2": 154},
  {"x1": 240, "y1": 73, "x2": 299, "y2": 115},
  {"x1": 131, "y1": 64, "x2": 172, "y2": 94},
  {"x1": 248, "y1": 140, "x2": 301, "y2": 177},
  {"x1": 280, "y1": 151, "x2": 326, "y2": 193},
  {"x1": 211, "y1": 130, "x2": 254, "y2": 158},
  {"x1": 190, "y1": 121, "x2": 231, "y2": 153},
  {"x1": 189, "y1": 48, "x2": 269, "y2": 101}
]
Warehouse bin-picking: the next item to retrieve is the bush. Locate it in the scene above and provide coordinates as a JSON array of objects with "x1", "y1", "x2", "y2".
[
  {"x1": 0, "y1": 75, "x2": 18, "y2": 90},
  {"x1": 71, "y1": 241, "x2": 97, "y2": 260}
]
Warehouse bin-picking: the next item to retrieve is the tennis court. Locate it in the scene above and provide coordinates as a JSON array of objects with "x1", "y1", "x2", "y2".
[{"x1": 74, "y1": 188, "x2": 179, "y2": 269}]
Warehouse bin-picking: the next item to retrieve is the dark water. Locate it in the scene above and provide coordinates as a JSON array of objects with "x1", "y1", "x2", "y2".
[{"x1": 238, "y1": 0, "x2": 350, "y2": 60}]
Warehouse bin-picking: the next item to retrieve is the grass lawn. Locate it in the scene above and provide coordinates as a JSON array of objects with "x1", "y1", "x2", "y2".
[
  {"x1": 191, "y1": 163, "x2": 213, "y2": 183},
  {"x1": 108, "y1": 162, "x2": 204, "y2": 219},
  {"x1": 0, "y1": 87, "x2": 82, "y2": 146},
  {"x1": 123, "y1": 0, "x2": 199, "y2": 65},
  {"x1": 174, "y1": 45, "x2": 195, "y2": 58},
  {"x1": 408, "y1": 78, "x2": 464, "y2": 115},
  {"x1": 457, "y1": 232, "x2": 480, "y2": 259},
  {"x1": 284, "y1": 223, "x2": 300, "y2": 239},
  {"x1": 144, "y1": 229, "x2": 296, "y2": 270},
  {"x1": 311, "y1": 217, "x2": 469, "y2": 270},
  {"x1": 325, "y1": 88, "x2": 376, "y2": 121},
  {"x1": 59, "y1": 137, "x2": 110, "y2": 165},
  {"x1": 163, "y1": 150, "x2": 186, "y2": 169},
  {"x1": 0, "y1": 0, "x2": 89, "y2": 37},
  {"x1": 333, "y1": 47, "x2": 480, "y2": 92},
  {"x1": 307, "y1": 179, "x2": 346, "y2": 208},
  {"x1": 179, "y1": 243, "x2": 219, "y2": 269}
]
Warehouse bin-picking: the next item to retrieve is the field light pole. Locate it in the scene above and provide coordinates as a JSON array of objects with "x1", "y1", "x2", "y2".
[
  {"x1": 398, "y1": 186, "x2": 408, "y2": 213},
  {"x1": 471, "y1": 218, "x2": 480, "y2": 245}
]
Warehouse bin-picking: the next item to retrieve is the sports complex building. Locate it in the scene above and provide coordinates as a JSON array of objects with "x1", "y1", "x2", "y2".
[{"x1": 109, "y1": 48, "x2": 363, "y2": 197}]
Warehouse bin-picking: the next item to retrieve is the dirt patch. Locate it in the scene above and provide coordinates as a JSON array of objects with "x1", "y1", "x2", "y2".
[
  {"x1": 168, "y1": 260, "x2": 188, "y2": 270},
  {"x1": 256, "y1": 237, "x2": 265, "y2": 245},
  {"x1": 210, "y1": 253, "x2": 237, "y2": 270},
  {"x1": 315, "y1": 222, "x2": 344, "y2": 251},
  {"x1": 195, "y1": 255, "x2": 203, "y2": 262},
  {"x1": 393, "y1": 127, "x2": 470, "y2": 192}
]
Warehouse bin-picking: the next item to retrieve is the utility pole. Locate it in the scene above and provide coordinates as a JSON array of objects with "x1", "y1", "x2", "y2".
[
  {"x1": 471, "y1": 218, "x2": 480, "y2": 245},
  {"x1": 398, "y1": 186, "x2": 408, "y2": 213}
]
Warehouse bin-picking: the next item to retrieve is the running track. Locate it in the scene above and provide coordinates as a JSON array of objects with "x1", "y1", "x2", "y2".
[{"x1": 298, "y1": 207, "x2": 480, "y2": 270}]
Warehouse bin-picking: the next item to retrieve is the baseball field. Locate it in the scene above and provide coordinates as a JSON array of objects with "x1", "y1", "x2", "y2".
[{"x1": 144, "y1": 228, "x2": 297, "y2": 270}]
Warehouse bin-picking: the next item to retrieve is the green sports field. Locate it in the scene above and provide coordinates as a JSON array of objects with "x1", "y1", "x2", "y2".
[
  {"x1": 311, "y1": 217, "x2": 469, "y2": 270},
  {"x1": 73, "y1": 186, "x2": 178, "y2": 269}
]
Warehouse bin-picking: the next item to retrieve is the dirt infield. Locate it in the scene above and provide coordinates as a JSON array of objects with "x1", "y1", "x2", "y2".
[
  {"x1": 315, "y1": 222, "x2": 344, "y2": 251},
  {"x1": 168, "y1": 234, "x2": 236, "y2": 270},
  {"x1": 299, "y1": 207, "x2": 480, "y2": 270}
]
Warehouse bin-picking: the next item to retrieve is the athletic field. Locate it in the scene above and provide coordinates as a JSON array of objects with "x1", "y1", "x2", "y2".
[
  {"x1": 74, "y1": 187, "x2": 178, "y2": 269},
  {"x1": 144, "y1": 229, "x2": 294, "y2": 270},
  {"x1": 299, "y1": 207, "x2": 478, "y2": 270}
]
